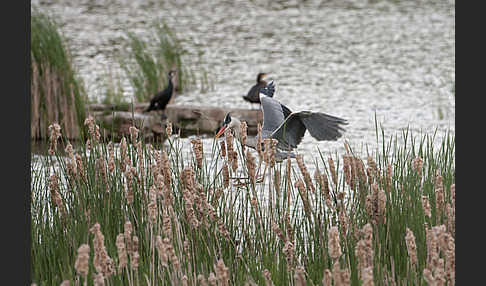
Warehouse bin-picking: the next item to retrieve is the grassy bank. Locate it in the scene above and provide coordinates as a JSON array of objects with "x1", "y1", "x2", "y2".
[
  {"x1": 31, "y1": 9, "x2": 86, "y2": 140},
  {"x1": 31, "y1": 118, "x2": 454, "y2": 285}
]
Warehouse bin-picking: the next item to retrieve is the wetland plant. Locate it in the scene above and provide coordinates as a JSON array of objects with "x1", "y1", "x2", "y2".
[
  {"x1": 31, "y1": 119, "x2": 455, "y2": 285},
  {"x1": 31, "y1": 9, "x2": 86, "y2": 140}
]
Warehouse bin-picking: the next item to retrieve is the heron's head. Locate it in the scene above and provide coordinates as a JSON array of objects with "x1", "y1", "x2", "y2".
[
  {"x1": 259, "y1": 80, "x2": 276, "y2": 99},
  {"x1": 215, "y1": 113, "x2": 241, "y2": 139},
  {"x1": 257, "y1": 73, "x2": 268, "y2": 83},
  {"x1": 168, "y1": 70, "x2": 177, "y2": 79}
]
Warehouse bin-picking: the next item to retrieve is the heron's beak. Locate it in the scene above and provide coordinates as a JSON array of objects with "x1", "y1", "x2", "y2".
[{"x1": 215, "y1": 125, "x2": 227, "y2": 138}]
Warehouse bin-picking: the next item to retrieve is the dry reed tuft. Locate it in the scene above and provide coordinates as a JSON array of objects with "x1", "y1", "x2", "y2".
[
  {"x1": 343, "y1": 154, "x2": 352, "y2": 188},
  {"x1": 412, "y1": 156, "x2": 423, "y2": 178},
  {"x1": 328, "y1": 226, "x2": 342, "y2": 261},
  {"x1": 434, "y1": 170, "x2": 445, "y2": 223},
  {"x1": 214, "y1": 259, "x2": 230, "y2": 286},
  {"x1": 89, "y1": 223, "x2": 114, "y2": 278},
  {"x1": 74, "y1": 244, "x2": 90, "y2": 278},
  {"x1": 129, "y1": 126, "x2": 139, "y2": 145},
  {"x1": 294, "y1": 266, "x2": 306, "y2": 286},
  {"x1": 115, "y1": 234, "x2": 128, "y2": 271},
  {"x1": 48, "y1": 123, "x2": 62, "y2": 155},
  {"x1": 295, "y1": 179, "x2": 312, "y2": 220},
  {"x1": 240, "y1": 121, "x2": 248, "y2": 152},
  {"x1": 328, "y1": 157, "x2": 338, "y2": 187},
  {"x1": 246, "y1": 150, "x2": 256, "y2": 185},
  {"x1": 272, "y1": 222, "x2": 286, "y2": 243},
  {"x1": 219, "y1": 140, "x2": 226, "y2": 158},
  {"x1": 166, "y1": 121, "x2": 173, "y2": 137},
  {"x1": 222, "y1": 162, "x2": 230, "y2": 188},
  {"x1": 93, "y1": 273, "x2": 105, "y2": 286},
  {"x1": 422, "y1": 196, "x2": 432, "y2": 218},
  {"x1": 156, "y1": 236, "x2": 169, "y2": 268},
  {"x1": 263, "y1": 269, "x2": 274, "y2": 286},
  {"x1": 148, "y1": 186, "x2": 158, "y2": 226},
  {"x1": 161, "y1": 150, "x2": 172, "y2": 188},
  {"x1": 208, "y1": 272, "x2": 217, "y2": 286},
  {"x1": 405, "y1": 228, "x2": 418, "y2": 268},
  {"x1": 197, "y1": 274, "x2": 209, "y2": 286},
  {"x1": 191, "y1": 137, "x2": 204, "y2": 169},
  {"x1": 367, "y1": 156, "x2": 379, "y2": 185},
  {"x1": 331, "y1": 261, "x2": 351, "y2": 286},
  {"x1": 296, "y1": 155, "x2": 316, "y2": 193},
  {"x1": 322, "y1": 269, "x2": 332, "y2": 286},
  {"x1": 361, "y1": 267, "x2": 374, "y2": 286},
  {"x1": 366, "y1": 184, "x2": 387, "y2": 224},
  {"x1": 130, "y1": 236, "x2": 140, "y2": 270},
  {"x1": 48, "y1": 173, "x2": 65, "y2": 214},
  {"x1": 283, "y1": 240, "x2": 295, "y2": 269},
  {"x1": 355, "y1": 223, "x2": 373, "y2": 280}
]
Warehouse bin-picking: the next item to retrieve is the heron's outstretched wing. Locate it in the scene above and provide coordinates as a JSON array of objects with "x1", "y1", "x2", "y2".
[
  {"x1": 298, "y1": 112, "x2": 348, "y2": 141},
  {"x1": 280, "y1": 103, "x2": 292, "y2": 119},
  {"x1": 260, "y1": 95, "x2": 286, "y2": 138},
  {"x1": 271, "y1": 111, "x2": 348, "y2": 150},
  {"x1": 270, "y1": 112, "x2": 307, "y2": 151}
]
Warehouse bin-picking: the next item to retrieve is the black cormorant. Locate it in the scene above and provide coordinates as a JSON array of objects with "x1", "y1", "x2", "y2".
[
  {"x1": 144, "y1": 70, "x2": 177, "y2": 113},
  {"x1": 242, "y1": 72, "x2": 268, "y2": 108}
]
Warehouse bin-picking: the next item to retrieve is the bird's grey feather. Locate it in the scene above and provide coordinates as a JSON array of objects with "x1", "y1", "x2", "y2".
[
  {"x1": 260, "y1": 96, "x2": 286, "y2": 137},
  {"x1": 271, "y1": 111, "x2": 348, "y2": 150},
  {"x1": 270, "y1": 112, "x2": 306, "y2": 151},
  {"x1": 299, "y1": 112, "x2": 348, "y2": 141}
]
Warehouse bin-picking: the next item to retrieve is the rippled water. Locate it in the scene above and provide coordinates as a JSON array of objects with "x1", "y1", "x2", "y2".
[{"x1": 32, "y1": 0, "x2": 455, "y2": 159}]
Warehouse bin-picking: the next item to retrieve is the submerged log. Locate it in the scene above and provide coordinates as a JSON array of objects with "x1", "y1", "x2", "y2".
[{"x1": 87, "y1": 103, "x2": 262, "y2": 141}]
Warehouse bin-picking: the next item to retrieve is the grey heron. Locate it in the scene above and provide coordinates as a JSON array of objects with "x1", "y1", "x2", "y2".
[
  {"x1": 216, "y1": 80, "x2": 348, "y2": 160},
  {"x1": 144, "y1": 70, "x2": 177, "y2": 113},
  {"x1": 242, "y1": 72, "x2": 269, "y2": 108}
]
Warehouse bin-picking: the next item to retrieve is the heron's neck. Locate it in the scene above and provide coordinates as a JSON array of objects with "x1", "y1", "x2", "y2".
[{"x1": 229, "y1": 118, "x2": 242, "y2": 139}]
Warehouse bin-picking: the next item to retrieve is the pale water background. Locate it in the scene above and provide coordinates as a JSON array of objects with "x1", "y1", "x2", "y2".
[{"x1": 31, "y1": 0, "x2": 455, "y2": 166}]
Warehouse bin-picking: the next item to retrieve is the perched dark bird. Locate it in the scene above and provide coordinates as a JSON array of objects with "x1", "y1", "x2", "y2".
[
  {"x1": 144, "y1": 70, "x2": 177, "y2": 113},
  {"x1": 217, "y1": 80, "x2": 348, "y2": 161},
  {"x1": 242, "y1": 72, "x2": 268, "y2": 108}
]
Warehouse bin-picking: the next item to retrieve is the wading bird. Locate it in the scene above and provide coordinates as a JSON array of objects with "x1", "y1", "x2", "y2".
[
  {"x1": 144, "y1": 70, "x2": 177, "y2": 114},
  {"x1": 216, "y1": 80, "x2": 348, "y2": 161},
  {"x1": 242, "y1": 72, "x2": 269, "y2": 108}
]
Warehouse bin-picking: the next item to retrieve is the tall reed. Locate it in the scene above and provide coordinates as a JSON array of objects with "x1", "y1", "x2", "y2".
[
  {"x1": 31, "y1": 9, "x2": 86, "y2": 140},
  {"x1": 119, "y1": 21, "x2": 188, "y2": 103},
  {"x1": 31, "y1": 119, "x2": 455, "y2": 285}
]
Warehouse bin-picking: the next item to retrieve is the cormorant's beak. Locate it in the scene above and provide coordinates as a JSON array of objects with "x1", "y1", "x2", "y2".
[{"x1": 215, "y1": 125, "x2": 228, "y2": 139}]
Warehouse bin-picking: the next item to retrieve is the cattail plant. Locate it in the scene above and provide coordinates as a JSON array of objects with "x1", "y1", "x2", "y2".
[
  {"x1": 116, "y1": 234, "x2": 128, "y2": 271},
  {"x1": 48, "y1": 173, "x2": 64, "y2": 215},
  {"x1": 296, "y1": 155, "x2": 315, "y2": 193},
  {"x1": 405, "y1": 228, "x2": 418, "y2": 269},
  {"x1": 240, "y1": 121, "x2": 247, "y2": 152},
  {"x1": 48, "y1": 123, "x2": 61, "y2": 155},
  {"x1": 328, "y1": 157, "x2": 338, "y2": 187},
  {"x1": 90, "y1": 223, "x2": 114, "y2": 278},
  {"x1": 191, "y1": 137, "x2": 204, "y2": 169},
  {"x1": 166, "y1": 121, "x2": 173, "y2": 137},
  {"x1": 328, "y1": 226, "x2": 342, "y2": 261},
  {"x1": 74, "y1": 244, "x2": 90, "y2": 281},
  {"x1": 31, "y1": 118, "x2": 454, "y2": 285}
]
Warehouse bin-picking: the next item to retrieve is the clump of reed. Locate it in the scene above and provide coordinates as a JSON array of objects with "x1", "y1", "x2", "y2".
[
  {"x1": 118, "y1": 20, "x2": 212, "y2": 104},
  {"x1": 31, "y1": 118, "x2": 454, "y2": 285},
  {"x1": 31, "y1": 9, "x2": 86, "y2": 140}
]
